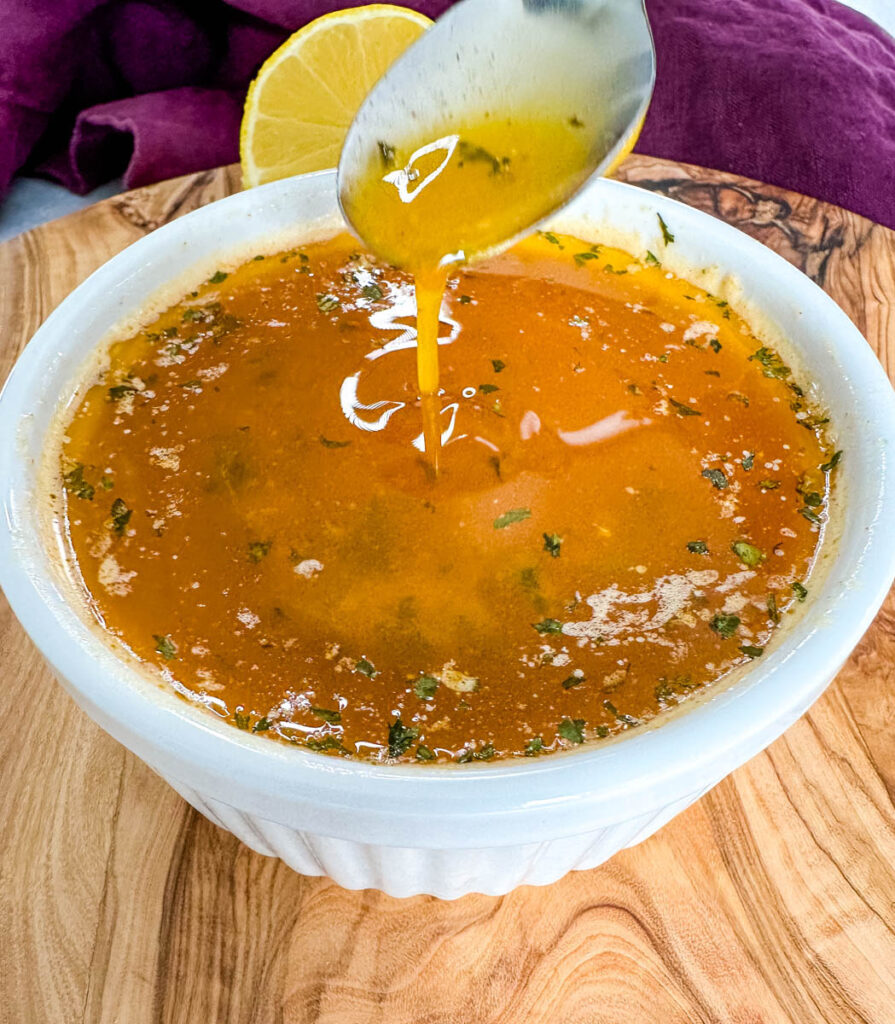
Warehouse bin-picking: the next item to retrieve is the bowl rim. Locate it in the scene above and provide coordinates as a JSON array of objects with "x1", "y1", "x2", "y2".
[{"x1": 1, "y1": 171, "x2": 894, "y2": 850}]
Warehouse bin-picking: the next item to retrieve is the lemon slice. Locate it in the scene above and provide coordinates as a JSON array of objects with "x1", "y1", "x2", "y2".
[{"x1": 240, "y1": 5, "x2": 432, "y2": 188}]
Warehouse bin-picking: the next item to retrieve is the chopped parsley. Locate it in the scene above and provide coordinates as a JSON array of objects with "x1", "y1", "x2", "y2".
[
  {"x1": 657, "y1": 213, "x2": 675, "y2": 245},
  {"x1": 479, "y1": 383, "x2": 499, "y2": 395},
  {"x1": 387, "y1": 718, "x2": 419, "y2": 757},
  {"x1": 558, "y1": 718, "x2": 585, "y2": 744},
  {"x1": 208, "y1": 270, "x2": 228, "y2": 284},
  {"x1": 459, "y1": 294, "x2": 473, "y2": 304},
  {"x1": 494, "y1": 507, "x2": 531, "y2": 529},
  {"x1": 799, "y1": 507, "x2": 823, "y2": 525},
  {"x1": 543, "y1": 532, "x2": 563, "y2": 558},
  {"x1": 739, "y1": 645, "x2": 764, "y2": 659},
  {"x1": 458, "y1": 743, "x2": 497, "y2": 763},
  {"x1": 603, "y1": 700, "x2": 639, "y2": 727},
  {"x1": 792, "y1": 581, "x2": 808, "y2": 602},
  {"x1": 767, "y1": 593, "x2": 779, "y2": 623},
  {"x1": 731, "y1": 540, "x2": 765, "y2": 566},
  {"x1": 64, "y1": 463, "x2": 94, "y2": 501},
  {"x1": 820, "y1": 450, "x2": 842, "y2": 473},
  {"x1": 669, "y1": 397, "x2": 701, "y2": 417},
  {"x1": 573, "y1": 250, "x2": 600, "y2": 267},
  {"x1": 306, "y1": 735, "x2": 347, "y2": 754},
  {"x1": 316, "y1": 293, "x2": 340, "y2": 313},
  {"x1": 759, "y1": 479, "x2": 780, "y2": 490},
  {"x1": 644, "y1": 250, "x2": 660, "y2": 267},
  {"x1": 319, "y1": 435, "x2": 351, "y2": 448},
  {"x1": 377, "y1": 140, "x2": 396, "y2": 168},
  {"x1": 540, "y1": 231, "x2": 563, "y2": 247},
  {"x1": 524, "y1": 736, "x2": 544, "y2": 756},
  {"x1": 562, "y1": 673, "x2": 584, "y2": 689},
  {"x1": 108, "y1": 383, "x2": 137, "y2": 401},
  {"x1": 655, "y1": 674, "x2": 695, "y2": 707},
  {"x1": 687, "y1": 540, "x2": 709, "y2": 554},
  {"x1": 248, "y1": 540, "x2": 272, "y2": 562},
  {"x1": 234, "y1": 710, "x2": 251, "y2": 730},
  {"x1": 491, "y1": 358, "x2": 505, "y2": 373},
  {"x1": 310, "y1": 707, "x2": 342, "y2": 723},
  {"x1": 702, "y1": 468, "x2": 728, "y2": 490},
  {"x1": 456, "y1": 140, "x2": 509, "y2": 175},
  {"x1": 110, "y1": 498, "x2": 131, "y2": 535},
  {"x1": 533, "y1": 618, "x2": 563, "y2": 635},
  {"x1": 749, "y1": 346, "x2": 791, "y2": 380},
  {"x1": 355, "y1": 657, "x2": 377, "y2": 678},
  {"x1": 709, "y1": 338, "x2": 722, "y2": 353},
  {"x1": 710, "y1": 614, "x2": 740, "y2": 639},
  {"x1": 414, "y1": 675, "x2": 439, "y2": 699},
  {"x1": 153, "y1": 634, "x2": 177, "y2": 660},
  {"x1": 361, "y1": 282, "x2": 384, "y2": 302},
  {"x1": 742, "y1": 452, "x2": 755, "y2": 471},
  {"x1": 252, "y1": 717, "x2": 271, "y2": 732},
  {"x1": 416, "y1": 745, "x2": 436, "y2": 761}
]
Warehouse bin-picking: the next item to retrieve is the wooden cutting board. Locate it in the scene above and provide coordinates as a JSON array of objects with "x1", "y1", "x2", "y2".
[{"x1": 1, "y1": 156, "x2": 893, "y2": 1024}]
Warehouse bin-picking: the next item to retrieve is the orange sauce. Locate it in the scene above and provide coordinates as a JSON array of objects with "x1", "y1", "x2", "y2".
[{"x1": 58, "y1": 232, "x2": 836, "y2": 762}]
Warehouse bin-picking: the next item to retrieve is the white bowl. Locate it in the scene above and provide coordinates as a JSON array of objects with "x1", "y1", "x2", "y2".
[{"x1": 2, "y1": 172, "x2": 894, "y2": 899}]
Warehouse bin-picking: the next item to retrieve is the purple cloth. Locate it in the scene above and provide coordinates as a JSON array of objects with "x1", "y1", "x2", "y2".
[{"x1": 2, "y1": 0, "x2": 894, "y2": 228}]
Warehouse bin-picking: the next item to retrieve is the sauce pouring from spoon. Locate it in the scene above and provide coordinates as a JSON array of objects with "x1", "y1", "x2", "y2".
[{"x1": 337, "y1": 0, "x2": 655, "y2": 473}]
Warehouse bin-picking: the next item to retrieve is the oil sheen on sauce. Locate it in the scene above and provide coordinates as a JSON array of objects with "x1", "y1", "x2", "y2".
[{"x1": 58, "y1": 232, "x2": 837, "y2": 763}]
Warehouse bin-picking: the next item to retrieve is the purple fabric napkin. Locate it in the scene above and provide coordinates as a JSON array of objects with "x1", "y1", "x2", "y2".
[{"x1": 2, "y1": 0, "x2": 894, "y2": 228}]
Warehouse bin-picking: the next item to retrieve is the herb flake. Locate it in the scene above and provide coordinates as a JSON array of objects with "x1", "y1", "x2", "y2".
[
  {"x1": 387, "y1": 718, "x2": 418, "y2": 757},
  {"x1": 414, "y1": 675, "x2": 439, "y2": 699},
  {"x1": 669, "y1": 397, "x2": 701, "y2": 417},
  {"x1": 110, "y1": 498, "x2": 131, "y2": 535},
  {"x1": 310, "y1": 707, "x2": 342, "y2": 723},
  {"x1": 248, "y1": 540, "x2": 272, "y2": 562},
  {"x1": 64, "y1": 463, "x2": 94, "y2": 501},
  {"x1": 558, "y1": 718, "x2": 585, "y2": 744},
  {"x1": 494, "y1": 507, "x2": 531, "y2": 530},
  {"x1": 153, "y1": 634, "x2": 177, "y2": 660},
  {"x1": 731, "y1": 540, "x2": 765, "y2": 566},
  {"x1": 543, "y1": 532, "x2": 563, "y2": 558},
  {"x1": 710, "y1": 613, "x2": 740, "y2": 639},
  {"x1": 820, "y1": 450, "x2": 842, "y2": 473},
  {"x1": 533, "y1": 618, "x2": 563, "y2": 635},
  {"x1": 702, "y1": 468, "x2": 728, "y2": 490},
  {"x1": 658, "y1": 213, "x2": 675, "y2": 245}
]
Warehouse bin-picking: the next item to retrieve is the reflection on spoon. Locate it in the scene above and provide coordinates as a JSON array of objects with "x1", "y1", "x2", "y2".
[{"x1": 383, "y1": 135, "x2": 459, "y2": 203}]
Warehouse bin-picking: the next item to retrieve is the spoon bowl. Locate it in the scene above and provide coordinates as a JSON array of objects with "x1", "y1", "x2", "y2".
[{"x1": 338, "y1": 0, "x2": 655, "y2": 266}]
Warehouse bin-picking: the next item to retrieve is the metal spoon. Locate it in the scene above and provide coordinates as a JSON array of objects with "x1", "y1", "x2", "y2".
[{"x1": 338, "y1": 0, "x2": 655, "y2": 264}]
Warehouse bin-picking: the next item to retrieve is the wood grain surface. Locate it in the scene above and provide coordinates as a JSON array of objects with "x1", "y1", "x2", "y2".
[{"x1": 1, "y1": 156, "x2": 893, "y2": 1024}]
